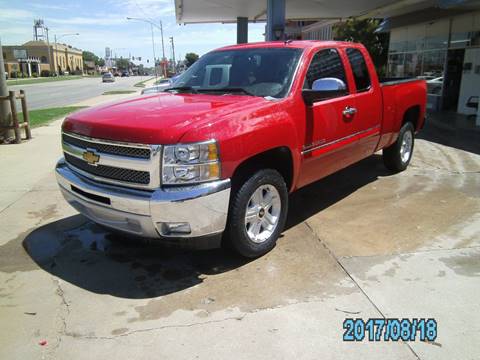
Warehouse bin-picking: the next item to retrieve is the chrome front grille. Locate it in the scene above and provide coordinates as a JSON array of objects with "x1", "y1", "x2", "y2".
[
  {"x1": 62, "y1": 132, "x2": 161, "y2": 189},
  {"x1": 64, "y1": 153, "x2": 151, "y2": 184},
  {"x1": 62, "y1": 133, "x2": 151, "y2": 159}
]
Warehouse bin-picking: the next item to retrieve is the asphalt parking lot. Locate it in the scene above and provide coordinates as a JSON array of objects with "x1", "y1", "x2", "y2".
[{"x1": 0, "y1": 117, "x2": 479, "y2": 359}]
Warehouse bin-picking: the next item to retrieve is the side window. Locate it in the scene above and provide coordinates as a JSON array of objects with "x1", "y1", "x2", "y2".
[
  {"x1": 346, "y1": 48, "x2": 371, "y2": 92},
  {"x1": 305, "y1": 48, "x2": 348, "y2": 92}
]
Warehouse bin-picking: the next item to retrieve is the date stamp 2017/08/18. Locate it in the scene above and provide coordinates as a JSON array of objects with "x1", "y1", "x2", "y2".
[{"x1": 343, "y1": 318, "x2": 437, "y2": 342}]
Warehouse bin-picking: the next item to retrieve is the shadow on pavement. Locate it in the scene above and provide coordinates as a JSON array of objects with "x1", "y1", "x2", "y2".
[
  {"x1": 286, "y1": 154, "x2": 391, "y2": 229},
  {"x1": 418, "y1": 113, "x2": 480, "y2": 155},
  {"x1": 23, "y1": 216, "x2": 250, "y2": 299},
  {"x1": 23, "y1": 154, "x2": 391, "y2": 299}
]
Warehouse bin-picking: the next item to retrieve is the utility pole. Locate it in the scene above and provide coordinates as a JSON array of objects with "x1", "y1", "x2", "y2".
[
  {"x1": 45, "y1": 27, "x2": 53, "y2": 75},
  {"x1": 0, "y1": 38, "x2": 13, "y2": 140},
  {"x1": 160, "y1": 20, "x2": 166, "y2": 77},
  {"x1": 170, "y1": 36, "x2": 176, "y2": 74},
  {"x1": 54, "y1": 34, "x2": 59, "y2": 75},
  {"x1": 126, "y1": 17, "x2": 159, "y2": 79},
  {"x1": 150, "y1": 23, "x2": 157, "y2": 80}
]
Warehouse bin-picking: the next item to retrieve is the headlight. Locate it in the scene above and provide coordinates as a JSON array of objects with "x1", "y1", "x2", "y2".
[{"x1": 162, "y1": 140, "x2": 221, "y2": 184}]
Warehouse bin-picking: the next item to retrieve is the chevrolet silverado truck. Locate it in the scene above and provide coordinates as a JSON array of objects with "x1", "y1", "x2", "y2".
[{"x1": 56, "y1": 41, "x2": 426, "y2": 258}]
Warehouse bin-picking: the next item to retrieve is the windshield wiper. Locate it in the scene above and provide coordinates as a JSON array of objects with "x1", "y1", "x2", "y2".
[
  {"x1": 197, "y1": 87, "x2": 255, "y2": 96},
  {"x1": 165, "y1": 86, "x2": 198, "y2": 93}
]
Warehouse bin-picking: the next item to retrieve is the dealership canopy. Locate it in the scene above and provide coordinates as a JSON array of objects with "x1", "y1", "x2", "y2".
[
  {"x1": 174, "y1": 0, "x2": 479, "y2": 23},
  {"x1": 174, "y1": 0, "x2": 480, "y2": 41}
]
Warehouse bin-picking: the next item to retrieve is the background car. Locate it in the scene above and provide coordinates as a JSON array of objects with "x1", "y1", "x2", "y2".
[
  {"x1": 121, "y1": 71, "x2": 129, "y2": 77},
  {"x1": 141, "y1": 78, "x2": 173, "y2": 94},
  {"x1": 426, "y1": 76, "x2": 443, "y2": 95},
  {"x1": 102, "y1": 72, "x2": 115, "y2": 83}
]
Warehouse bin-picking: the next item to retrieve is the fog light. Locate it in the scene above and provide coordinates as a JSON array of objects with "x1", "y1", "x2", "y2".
[{"x1": 157, "y1": 222, "x2": 191, "y2": 236}]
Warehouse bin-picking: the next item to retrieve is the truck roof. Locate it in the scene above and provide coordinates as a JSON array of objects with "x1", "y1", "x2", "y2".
[{"x1": 217, "y1": 40, "x2": 361, "y2": 52}]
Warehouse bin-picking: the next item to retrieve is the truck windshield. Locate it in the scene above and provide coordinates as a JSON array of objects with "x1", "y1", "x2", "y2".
[{"x1": 169, "y1": 48, "x2": 303, "y2": 99}]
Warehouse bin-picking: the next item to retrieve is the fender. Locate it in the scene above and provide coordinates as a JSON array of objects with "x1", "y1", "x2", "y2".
[{"x1": 180, "y1": 99, "x2": 302, "y2": 189}]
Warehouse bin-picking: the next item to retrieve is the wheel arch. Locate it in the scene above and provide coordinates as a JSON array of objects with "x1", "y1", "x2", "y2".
[
  {"x1": 402, "y1": 105, "x2": 421, "y2": 131},
  {"x1": 230, "y1": 146, "x2": 294, "y2": 193}
]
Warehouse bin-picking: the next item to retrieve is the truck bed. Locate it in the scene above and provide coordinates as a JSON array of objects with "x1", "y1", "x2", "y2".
[{"x1": 379, "y1": 77, "x2": 422, "y2": 86}]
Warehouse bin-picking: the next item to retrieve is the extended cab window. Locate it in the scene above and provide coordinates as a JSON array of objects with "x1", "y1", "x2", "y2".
[
  {"x1": 346, "y1": 48, "x2": 371, "y2": 92},
  {"x1": 304, "y1": 48, "x2": 348, "y2": 92}
]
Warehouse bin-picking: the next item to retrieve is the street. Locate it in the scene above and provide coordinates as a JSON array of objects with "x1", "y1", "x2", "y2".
[
  {"x1": 0, "y1": 117, "x2": 478, "y2": 359},
  {"x1": 8, "y1": 76, "x2": 149, "y2": 110}
]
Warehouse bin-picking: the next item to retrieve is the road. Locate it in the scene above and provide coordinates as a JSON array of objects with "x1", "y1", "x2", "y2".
[{"x1": 9, "y1": 76, "x2": 149, "y2": 110}]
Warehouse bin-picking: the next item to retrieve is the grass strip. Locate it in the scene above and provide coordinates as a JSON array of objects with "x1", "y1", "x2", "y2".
[
  {"x1": 134, "y1": 77, "x2": 154, "y2": 88},
  {"x1": 18, "y1": 106, "x2": 88, "y2": 127},
  {"x1": 102, "y1": 90, "x2": 136, "y2": 95},
  {"x1": 7, "y1": 75, "x2": 83, "y2": 86}
]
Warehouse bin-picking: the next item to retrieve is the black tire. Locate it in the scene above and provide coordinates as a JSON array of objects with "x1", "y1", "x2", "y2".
[
  {"x1": 225, "y1": 169, "x2": 288, "y2": 258},
  {"x1": 383, "y1": 122, "x2": 415, "y2": 172}
]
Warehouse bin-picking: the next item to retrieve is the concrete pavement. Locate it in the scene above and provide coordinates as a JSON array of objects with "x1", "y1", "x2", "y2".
[
  {"x1": 0, "y1": 118, "x2": 479, "y2": 359},
  {"x1": 8, "y1": 76, "x2": 152, "y2": 110}
]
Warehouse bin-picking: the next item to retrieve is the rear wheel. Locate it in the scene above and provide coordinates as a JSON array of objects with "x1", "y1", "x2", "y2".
[
  {"x1": 226, "y1": 169, "x2": 288, "y2": 258},
  {"x1": 383, "y1": 122, "x2": 415, "y2": 172}
]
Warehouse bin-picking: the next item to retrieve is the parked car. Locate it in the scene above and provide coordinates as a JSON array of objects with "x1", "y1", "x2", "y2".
[
  {"x1": 102, "y1": 72, "x2": 115, "y2": 83},
  {"x1": 56, "y1": 41, "x2": 426, "y2": 258},
  {"x1": 121, "y1": 71, "x2": 129, "y2": 77},
  {"x1": 141, "y1": 78, "x2": 173, "y2": 94},
  {"x1": 426, "y1": 76, "x2": 443, "y2": 95}
]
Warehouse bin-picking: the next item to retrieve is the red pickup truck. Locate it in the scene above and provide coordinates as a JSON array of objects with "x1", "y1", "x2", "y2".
[{"x1": 56, "y1": 41, "x2": 426, "y2": 257}]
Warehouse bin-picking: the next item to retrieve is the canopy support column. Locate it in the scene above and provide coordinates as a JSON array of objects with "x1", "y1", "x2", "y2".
[
  {"x1": 266, "y1": 0, "x2": 286, "y2": 41},
  {"x1": 237, "y1": 17, "x2": 248, "y2": 44}
]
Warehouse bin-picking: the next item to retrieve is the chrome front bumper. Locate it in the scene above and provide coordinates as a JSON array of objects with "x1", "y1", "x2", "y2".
[{"x1": 56, "y1": 159, "x2": 231, "y2": 245}]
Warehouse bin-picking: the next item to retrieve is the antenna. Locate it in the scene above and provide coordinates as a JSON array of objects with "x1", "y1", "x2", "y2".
[{"x1": 33, "y1": 19, "x2": 47, "y2": 41}]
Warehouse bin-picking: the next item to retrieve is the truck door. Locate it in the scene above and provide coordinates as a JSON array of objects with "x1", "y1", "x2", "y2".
[
  {"x1": 344, "y1": 47, "x2": 382, "y2": 157},
  {"x1": 298, "y1": 48, "x2": 360, "y2": 188}
]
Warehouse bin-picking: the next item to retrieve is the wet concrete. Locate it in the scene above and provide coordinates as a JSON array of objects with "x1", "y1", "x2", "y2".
[{"x1": 0, "y1": 118, "x2": 479, "y2": 359}]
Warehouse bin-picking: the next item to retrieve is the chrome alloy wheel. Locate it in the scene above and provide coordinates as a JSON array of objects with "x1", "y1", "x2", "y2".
[
  {"x1": 244, "y1": 184, "x2": 281, "y2": 243},
  {"x1": 400, "y1": 130, "x2": 413, "y2": 163}
]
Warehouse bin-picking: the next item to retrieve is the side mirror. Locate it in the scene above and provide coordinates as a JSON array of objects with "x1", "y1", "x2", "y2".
[{"x1": 302, "y1": 77, "x2": 347, "y2": 106}]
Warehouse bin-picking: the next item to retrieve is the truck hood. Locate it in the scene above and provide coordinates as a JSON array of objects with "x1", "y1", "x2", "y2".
[{"x1": 62, "y1": 93, "x2": 269, "y2": 144}]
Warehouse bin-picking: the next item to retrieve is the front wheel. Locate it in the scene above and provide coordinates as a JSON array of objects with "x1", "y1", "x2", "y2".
[
  {"x1": 383, "y1": 122, "x2": 415, "y2": 172},
  {"x1": 225, "y1": 169, "x2": 288, "y2": 258}
]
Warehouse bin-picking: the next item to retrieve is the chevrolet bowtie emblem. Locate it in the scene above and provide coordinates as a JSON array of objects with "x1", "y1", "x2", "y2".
[{"x1": 82, "y1": 150, "x2": 100, "y2": 165}]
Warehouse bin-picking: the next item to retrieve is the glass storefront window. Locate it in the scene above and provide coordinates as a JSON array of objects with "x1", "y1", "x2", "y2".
[
  {"x1": 404, "y1": 53, "x2": 423, "y2": 77},
  {"x1": 406, "y1": 24, "x2": 425, "y2": 52},
  {"x1": 389, "y1": 28, "x2": 407, "y2": 53},
  {"x1": 423, "y1": 50, "x2": 446, "y2": 78},
  {"x1": 451, "y1": 13, "x2": 473, "y2": 48},
  {"x1": 387, "y1": 53, "x2": 405, "y2": 77},
  {"x1": 425, "y1": 19, "x2": 449, "y2": 50},
  {"x1": 423, "y1": 50, "x2": 446, "y2": 95}
]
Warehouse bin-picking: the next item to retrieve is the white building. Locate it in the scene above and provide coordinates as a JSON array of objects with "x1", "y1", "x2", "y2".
[{"x1": 382, "y1": 9, "x2": 480, "y2": 114}]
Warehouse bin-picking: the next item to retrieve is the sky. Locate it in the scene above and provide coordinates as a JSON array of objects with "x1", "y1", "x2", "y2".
[{"x1": 0, "y1": 0, "x2": 266, "y2": 66}]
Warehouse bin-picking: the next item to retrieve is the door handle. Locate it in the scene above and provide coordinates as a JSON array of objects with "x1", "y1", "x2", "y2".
[{"x1": 343, "y1": 106, "x2": 357, "y2": 117}]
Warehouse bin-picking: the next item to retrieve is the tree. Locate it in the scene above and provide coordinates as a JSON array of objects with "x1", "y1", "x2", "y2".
[
  {"x1": 185, "y1": 52, "x2": 199, "y2": 68},
  {"x1": 82, "y1": 51, "x2": 105, "y2": 67},
  {"x1": 333, "y1": 18, "x2": 388, "y2": 74},
  {"x1": 116, "y1": 58, "x2": 129, "y2": 70}
]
